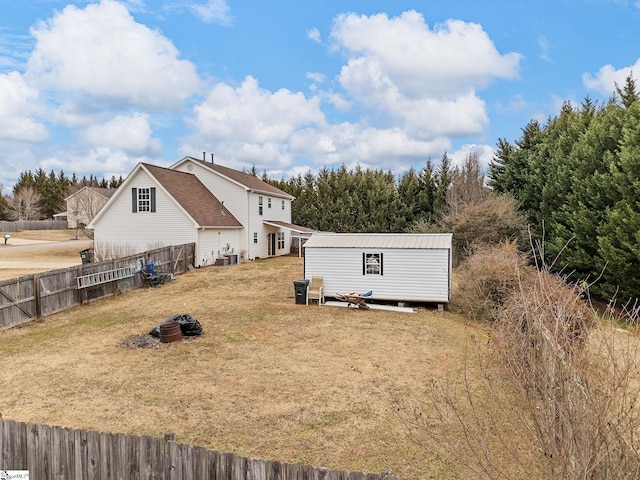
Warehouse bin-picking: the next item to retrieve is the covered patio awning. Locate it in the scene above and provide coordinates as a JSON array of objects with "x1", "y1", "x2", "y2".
[
  {"x1": 263, "y1": 220, "x2": 317, "y2": 257},
  {"x1": 262, "y1": 220, "x2": 316, "y2": 234}
]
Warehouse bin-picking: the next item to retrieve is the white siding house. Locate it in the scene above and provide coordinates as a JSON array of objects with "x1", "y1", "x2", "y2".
[
  {"x1": 65, "y1": 186, "x2": 115, "y2": 229},
  {"x1": 88, "y1": 157, "x2": 304, "y2": 265},
  {"x1": 170, "y1": 156, "x2": 296, "y2": 260},
  {"x1": 303, "y1": 233, "x2": 453, "y2": 304}
]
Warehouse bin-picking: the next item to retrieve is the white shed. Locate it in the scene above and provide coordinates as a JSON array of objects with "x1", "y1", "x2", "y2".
[{"x1": 303, "y1": 233, "x2": 452, "y2": 304}]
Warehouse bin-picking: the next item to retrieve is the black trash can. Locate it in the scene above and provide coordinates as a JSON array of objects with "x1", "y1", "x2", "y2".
[
  {"x1": 293, "y1": 279, "x2": 310, "y2": 304},
  {"x1": 80, "y1": 248, "x2": 94, "y2": 264}
]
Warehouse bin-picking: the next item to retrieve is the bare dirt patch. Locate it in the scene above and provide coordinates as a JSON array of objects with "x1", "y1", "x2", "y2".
[{"x1": 0, "y1": 256, "x2": 481, "y2": 478}]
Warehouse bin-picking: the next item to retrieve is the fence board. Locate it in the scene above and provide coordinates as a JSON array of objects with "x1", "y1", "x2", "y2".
[
  {"x1": 0, "y1": 220, "x2": 68, "y2": 232},
  {"x1": 0, "y1": 409, "x2": 399, "y2": 480},
  {"x1": 0, "y1": 243, "x2": 196, "y2": 331}
]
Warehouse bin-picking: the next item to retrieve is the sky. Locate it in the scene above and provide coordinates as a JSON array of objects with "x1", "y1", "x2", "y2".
[{"x1": 1, "y1": 0, "x2": 640, "y2": 193}]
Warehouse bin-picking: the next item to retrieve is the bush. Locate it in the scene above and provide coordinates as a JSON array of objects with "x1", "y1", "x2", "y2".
[
  {"x1": 450, "y1": 241, "x2": 530, "y2": 323},
  {"x1": 442, "y1": 193, "x2": 526, "y2": 266}
]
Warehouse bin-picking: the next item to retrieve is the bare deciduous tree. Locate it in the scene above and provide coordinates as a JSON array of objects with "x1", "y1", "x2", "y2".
[{"x1": 6, "y1": 186, "x2": 42, "y2": 220}]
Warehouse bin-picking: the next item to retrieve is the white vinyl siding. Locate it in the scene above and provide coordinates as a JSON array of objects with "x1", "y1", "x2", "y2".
[
  {"x1": 198, "y1": 229, "x2": 243, "y2": 265},
  {"x1": 304, "y1": 234, "x2": 452, "y2": 303},
  {"x1": 171, "y1": 158, "x2": 294, "y2": 260},
  {"x1": 92, "y1": 171, "x2": 197, "y2": 259}
]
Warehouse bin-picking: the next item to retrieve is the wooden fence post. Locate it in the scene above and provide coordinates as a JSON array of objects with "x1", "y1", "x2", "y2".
[{"x1": 34, "y1": 273, "x2": 42, "y2": 320}]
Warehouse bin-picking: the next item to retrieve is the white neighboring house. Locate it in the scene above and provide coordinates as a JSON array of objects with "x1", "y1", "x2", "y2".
[
  {"x1": 303, "y1": 233, "x2": 453, "y2": 304},
  {"x1": 87, "y1": 158, "x2": 307, "y2": 265},
  {"x1": 65, "y1": 186, "x2": 115, "y2": 229}
]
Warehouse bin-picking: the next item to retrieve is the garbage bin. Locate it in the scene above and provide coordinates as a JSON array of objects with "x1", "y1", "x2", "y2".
[
  {"x1": 80, "y1": 248, "x2": 94, "y2": 264},
  {"x1": 293, "y1": 279, "x2": 310, "y2": 305}
]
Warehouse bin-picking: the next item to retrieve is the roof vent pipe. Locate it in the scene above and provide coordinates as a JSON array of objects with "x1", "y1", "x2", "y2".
[
  {"x1": 202, "y1": 151, "x2": 206, "y2": 161},
  {"x1": 211, "y1": 153, "x2": 214, "y2": 164}
]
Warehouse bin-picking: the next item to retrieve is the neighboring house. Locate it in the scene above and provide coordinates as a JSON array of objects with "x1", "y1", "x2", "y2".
[
  {"x1": 87, "y1": 157, "x2": 306, "y2": 265},
  {"x1": 303, "y1": 233, "x2": 453, "y2": 305},
  {"x1": 65, "y1": 187, "x2": 115, "y2": 229}
]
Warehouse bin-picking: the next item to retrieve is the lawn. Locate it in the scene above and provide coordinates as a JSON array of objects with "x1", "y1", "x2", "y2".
[{"x1": 0, "y1": 249, "x2": 486, "y2": 478}]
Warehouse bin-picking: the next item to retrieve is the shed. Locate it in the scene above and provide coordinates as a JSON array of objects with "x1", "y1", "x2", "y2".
[{"x1": 303, "y1": 233, "x2": 452, "y2": 304}]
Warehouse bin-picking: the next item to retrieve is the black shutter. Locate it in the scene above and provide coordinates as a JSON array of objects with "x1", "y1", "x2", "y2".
[
  {"x1": 362, "y1": 253, "x2": 365, "y2": 275},
  {"x1": 131, "y1": 188, "x2": 137, "y2": 213},
  {"x1": 380, "y1": 252, "x2": 383, "y2": 276},
  {"x1": 150, "y1": 187, "x2": 156, "y2": 212}
]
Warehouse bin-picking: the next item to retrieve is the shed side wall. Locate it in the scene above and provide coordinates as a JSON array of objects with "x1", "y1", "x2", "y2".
[{"x1": 304, "y1": 247, "x2": 450, "y2": 303}]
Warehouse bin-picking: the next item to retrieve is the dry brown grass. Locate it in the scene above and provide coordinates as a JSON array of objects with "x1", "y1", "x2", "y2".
[
  {"x1": 0, "y1": 255, "x2": 485, "y2": 479},
  {"x1": 0, "y1": 229, "x2": 91, "y2": 280}
]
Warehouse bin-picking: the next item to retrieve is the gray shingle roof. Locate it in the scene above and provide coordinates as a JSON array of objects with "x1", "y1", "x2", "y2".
[
  {"x1": 183, "y1": 157, "x2": 294, "y2": 199},
  {"x1": 143, "y1": 164, "x2": 242, "y2": 228}
]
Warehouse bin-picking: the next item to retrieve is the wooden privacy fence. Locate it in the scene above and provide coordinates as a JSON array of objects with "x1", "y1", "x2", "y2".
[
  {"x1": 0, "y1": 243, "x2": 196, "y2": 331},
  {"x1": 0, "y1": 220, "x2": 68, "y2": 232},
  {"x1": 0, "y1": 415, "x2": 396, "y2": 480}
]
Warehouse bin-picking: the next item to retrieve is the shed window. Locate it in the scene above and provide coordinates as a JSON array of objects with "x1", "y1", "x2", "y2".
[
  {"x1": 363, "y1": 253, "x2": 383, "y2": 276},
  {"x1": 132, "y1": 187, "x2": 155, "y2": 213}
]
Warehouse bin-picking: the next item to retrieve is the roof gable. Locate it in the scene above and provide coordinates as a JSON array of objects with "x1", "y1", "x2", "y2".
[
  {"x1": 174, "y1": 156, "x2": 294, "y2": 199},
  {"x1": 65, "y1": 186, "x2": 115, "y2": 201},
  {"x1": 142, "y1": 164, "x2": 242, "y2": 228}
]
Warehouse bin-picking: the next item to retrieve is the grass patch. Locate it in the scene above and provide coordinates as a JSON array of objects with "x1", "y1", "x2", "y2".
[{"x1": 0, "y1": 255, "x2": 485, "y2": 479}]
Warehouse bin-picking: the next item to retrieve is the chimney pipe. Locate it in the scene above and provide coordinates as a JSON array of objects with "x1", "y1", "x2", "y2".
[
  {"x1": 211, "y1": 153, "x2": 214, "y2": 164},
  {"x1": 202, "y1": 151, "x2": 206, "y2": 161}
]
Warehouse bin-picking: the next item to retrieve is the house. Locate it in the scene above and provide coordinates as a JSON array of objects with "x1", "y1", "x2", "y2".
[
  {"x1": 65, "y1": 186, "x2": 115, "y2": 229},
  {"x1": 303, "y1": 233, "x2": 453, "y2": 304},
  {"x1": 87, "y1": 157, "x2": 306, "y2": 265}
]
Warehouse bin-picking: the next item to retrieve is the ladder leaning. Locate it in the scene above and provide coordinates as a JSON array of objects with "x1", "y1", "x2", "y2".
[{"x1": 77, "y1": 266, "x2": 137, "y2": 289}]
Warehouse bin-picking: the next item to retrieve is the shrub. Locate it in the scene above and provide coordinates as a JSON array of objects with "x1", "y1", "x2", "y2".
[{"x1": 450, "y1": 241, "x2": 530, "y2": 323}]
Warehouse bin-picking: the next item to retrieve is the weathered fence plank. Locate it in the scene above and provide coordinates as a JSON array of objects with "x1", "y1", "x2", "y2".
[
  {"x1": 0, "y1": 220, "x2": 68, "y2": 232},
  {"x1": 0, "y1": 243, "x2": 196, "y2": 331},
  {"x1": 0, "y1": 416, "x2": 398, "y2": 480}
]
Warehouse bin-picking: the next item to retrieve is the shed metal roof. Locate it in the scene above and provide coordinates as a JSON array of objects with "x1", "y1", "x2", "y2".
[{"x1": 303, "y1": 233, "x2": 452, "y2": 250}]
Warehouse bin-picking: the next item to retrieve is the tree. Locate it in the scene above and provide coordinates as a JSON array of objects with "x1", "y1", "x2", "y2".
[
  {"x1": 447, "y1": 152, "x2": 488, "y2": 215},
  {"x1": 6, "y1": 186, "x2": 42, "y2": 220}
]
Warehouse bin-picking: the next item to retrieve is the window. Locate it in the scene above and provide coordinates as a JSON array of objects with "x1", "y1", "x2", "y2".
[
  {"x1": 268, "y1": 197, "x2": 272, "y2": 209},
  {"x1": 138, "y1": 188, "x2": 151, "y2": 212},
  {"x1": 277, "y1": 232, "x2": 285, "y2": 249},
  {"x1": 253, "y1": 232, "x2": 258, "y2": 244},
  {"x1": 258, "y1": 196, "x2": 263, "y2": 216},
  {"x1": 363, "y1": 253, "x2": 383, "y2": 275},
  {"x1": 132, "y1": 187, "x2": 156, "y2": 213},
  {"x1": 281, "y1": 200, "x2": 285, "y2": 210}
]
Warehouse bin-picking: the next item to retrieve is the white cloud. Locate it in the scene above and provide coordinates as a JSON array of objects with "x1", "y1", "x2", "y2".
[
  {"x1": 306, "y1": 72, "x2": 325, "y2": 83},
  {"x1": 583, "y1": 61, "x2": 640, "y2": 95},
  {"x1": 26, "y1": 0, "x2": 201, "y2": 110},
  {"x1": 0, "y1": 72, "x2": 48, "y2": 142},
  {"x1": 187, "y1": 76, "x2": 325, "y2": 169},
  {"x1": 329, "y1": 11, "x2": 521, "y2": 142},
  {"x1": 307, "y1": 27, "x2": 321, "y2": 44},
  {"x1": 331, "y1": 11, "x2": 521, "y2": 98},
  {"x1": 40, "y1": 147, "x2": 151, "y2": 180},
  {"x1": 82, "y1": 113, "x2": 161, "y2": 155},
  {"x1": 190, "y1": 0, "x2": 233, "y2": 26},
  {"x1": 449, "y1": 143, "x2": 495, "y2": 172}
]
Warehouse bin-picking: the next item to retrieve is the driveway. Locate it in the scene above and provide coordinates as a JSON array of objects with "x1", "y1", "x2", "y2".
[{"x1": 0, "y1": 239, "x2": 93, "y2": 270}]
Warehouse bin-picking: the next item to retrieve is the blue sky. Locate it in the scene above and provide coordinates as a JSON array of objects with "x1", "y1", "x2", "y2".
[{"x1": 1, "y1": 0, "x2": 640, "y2": 192}]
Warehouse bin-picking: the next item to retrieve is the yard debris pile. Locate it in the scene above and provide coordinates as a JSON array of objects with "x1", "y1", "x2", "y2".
[
  {"x1": 120, "y1": 334, "x2": 160, "y2": 349},
  {"x1": 119, "y1": 314, "x2": 203, "y2": 349},
  {"x1": 149, "y1": 313, "x2": 203, "y2": 338}
]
